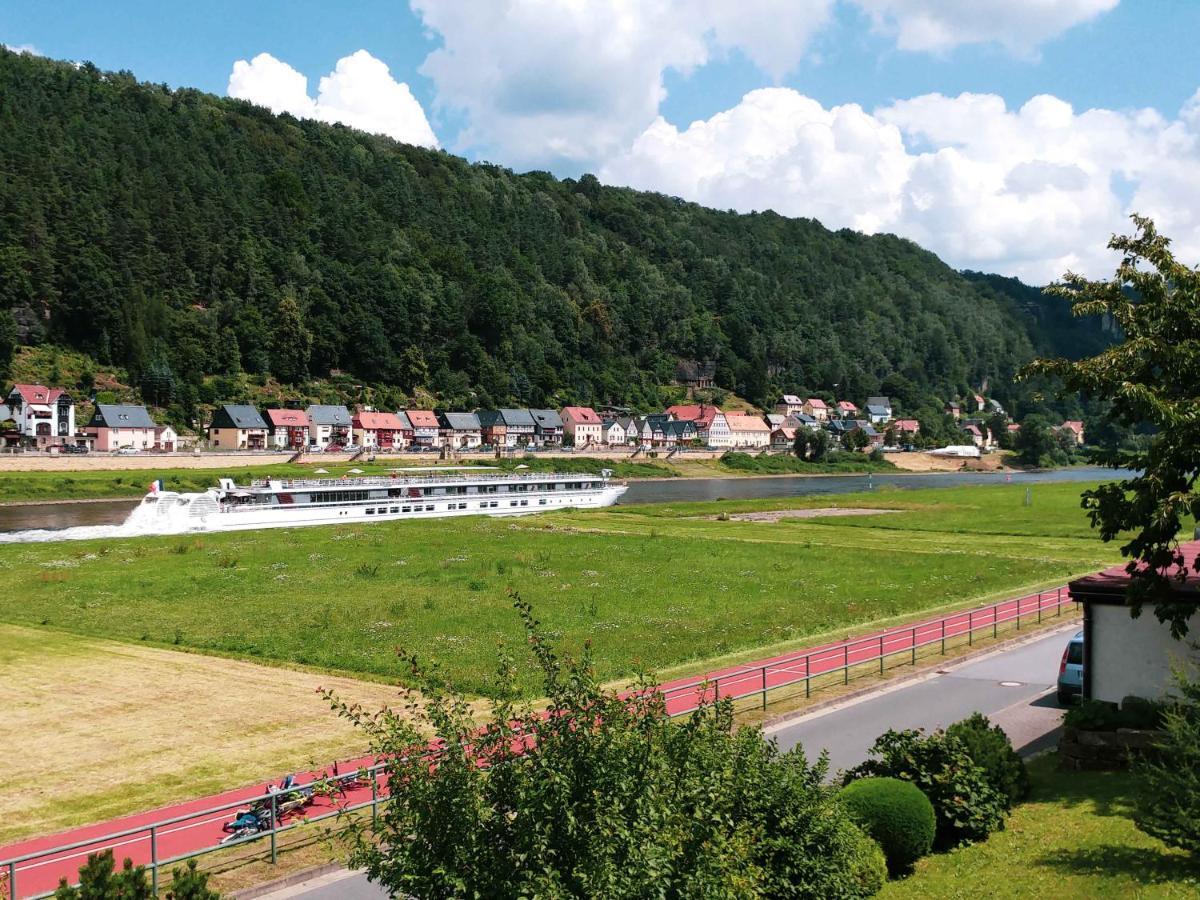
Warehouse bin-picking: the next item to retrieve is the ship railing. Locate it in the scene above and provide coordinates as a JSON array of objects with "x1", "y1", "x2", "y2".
[{"x1": 249, "y1": 473, "x2": 610, "y2": 490}]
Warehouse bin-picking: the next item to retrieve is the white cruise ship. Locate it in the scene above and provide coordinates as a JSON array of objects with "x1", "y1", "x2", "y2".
[{"x1": 136, "y1": 470, "x2": 627, "y2": 533}]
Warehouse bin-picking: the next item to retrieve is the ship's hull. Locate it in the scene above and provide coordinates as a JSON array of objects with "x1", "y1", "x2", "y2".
[{"x1": 169, "y1": 484, "x2": 627, "y2": 533}]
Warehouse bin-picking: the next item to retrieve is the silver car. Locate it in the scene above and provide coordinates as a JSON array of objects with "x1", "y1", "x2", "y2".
[{"x1": 1057, "y1": 630, "x2": 1084, "y2": 705}]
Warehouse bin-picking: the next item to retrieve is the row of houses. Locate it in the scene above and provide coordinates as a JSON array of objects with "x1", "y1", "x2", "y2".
[{"x1": 0, "y1": 385, "x2": 178, "y2": 451}]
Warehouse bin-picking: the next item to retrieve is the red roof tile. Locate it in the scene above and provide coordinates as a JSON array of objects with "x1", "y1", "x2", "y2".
[
  {"x1": 11, "y1": 384, "x2": 65, "y2": 404},
  {"x1": 266, "y1": 409, "x2": 310, "y2": 427},
  {"x1": 406, "y1": 410, "x2": 439, "y2": 428},
  {"x1": 562, "y1": 406, "x2": 601, "y2": 425},
  {"x1": 354, "y1": 411, "x2": 403, "y2": 430}
]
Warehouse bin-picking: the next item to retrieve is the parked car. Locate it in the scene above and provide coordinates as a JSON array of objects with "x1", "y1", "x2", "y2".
[
  {"x1": 343, "y1": 444, "x2": 361, "y2": 452},
  {"x1": 63, "y1": 444, "x2": 89, "y2": 454},
  {"x1": 326, "y1": 443, "x2": 344, "y2": 452},
  {"x1": 1057, "y1": 629, "x2": 1084, "y2": 705},
  {"x1": 115, "y1": 447, "x2": 141, "y2": 455}
]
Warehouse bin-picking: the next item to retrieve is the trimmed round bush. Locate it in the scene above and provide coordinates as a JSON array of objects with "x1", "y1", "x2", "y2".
[{"x1": 839, "y1": 777, "x2": 936, "y2": 875}]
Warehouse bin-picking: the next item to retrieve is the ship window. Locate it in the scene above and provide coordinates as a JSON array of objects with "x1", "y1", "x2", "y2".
[
  {"x1": 539, "y1": 498, "x2": 547, "y2": 505},
  {"x1": 425, "y1": 504, "x2": 434, "y2": 511},
  {"x1": 402, "y1": 506, "x2": 411, "y2": 513},
  {"x1": 390, "y1": 507, "x2": 399, "y2": 514},
  {"x1": 365, "y1": 508, "x2": 375, "y2": 515},
  {"x1": 510, "y1": 500, "x2": 518, "y2": 507},
  {"x1": 520, "y1": 499, "x2": 528, "y2": 506}
]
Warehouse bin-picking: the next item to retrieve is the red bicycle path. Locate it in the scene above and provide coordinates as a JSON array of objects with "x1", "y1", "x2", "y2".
[{"x1": 1, "y1": 585, "x2": 1071, "y2": 898}]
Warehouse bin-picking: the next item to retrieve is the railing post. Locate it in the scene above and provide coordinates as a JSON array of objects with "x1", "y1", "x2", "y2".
[
  {"x1": 713, "y1": 677, "x2": 720, "y2": 702},
  {"x1": 8, "y1": 859, "x2": 15, "y2": 900},
  {"x1": 371, "y1": 773, "x2": 379, "y2": 825},
  {"x1": 1016, "y1": 598, "x2": 1021, "y2": 631},
  {"x1": 151, "y1": 825, "x2": 158, "y2": 896},
  {"x1": 805, "y1": 655, "x2": 811, "y2": 698},
  {"x1": 270, "y1": 792, "x2": 278, "y2": 864},
  {"x1": 879, "y1": 635, "x2": 884, "y2": 674},
  {"x1": 844, "y1": 645, "x2": 849, "y2": 684},
  {"x1": 1038, "y1": 592, "x2": 1043, "y2": 624},
  {"x1": 941, "y1": 619, "x2": 946, "y2": 655},
  {"x1": 761, "y1": 666, "x2": 768, "y2": 710},
  {"x1": 968, "y1": 610, "x2": 973, "y2": 646},
  {"x1": 993, "y1": 606, "x2": 998, "y2": 640},
  {"x1": 1057, "y1": 586, "x2": 1063, "y2": 615},
  {"x1": 911, "y1": 627, "x2": 916, "y2": 665}
]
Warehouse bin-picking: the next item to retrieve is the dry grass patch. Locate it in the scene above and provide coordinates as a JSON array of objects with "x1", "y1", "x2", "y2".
[{"x1": 0, "y1": 624, "x2": 409, "y2": 845}]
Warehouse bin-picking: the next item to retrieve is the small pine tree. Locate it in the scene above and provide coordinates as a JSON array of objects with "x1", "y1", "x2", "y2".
[{"x1": 1134, "y1": 672, "x2": 1200, "y2": 855}]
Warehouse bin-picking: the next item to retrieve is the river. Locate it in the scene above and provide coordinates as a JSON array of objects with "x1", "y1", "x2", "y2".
[{"x1": 0, "y1": 466, "x2": 1129, "y2": 540}]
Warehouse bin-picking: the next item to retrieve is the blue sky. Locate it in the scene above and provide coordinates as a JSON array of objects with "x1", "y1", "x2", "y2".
[{"x1": 4, "y1": 1, "x2": 1199, "y2": 282}]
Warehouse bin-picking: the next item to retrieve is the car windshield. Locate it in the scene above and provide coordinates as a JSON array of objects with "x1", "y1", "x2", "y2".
[{"x1": 1066, "y1": 641, "x2": 1083, "y2": 665}]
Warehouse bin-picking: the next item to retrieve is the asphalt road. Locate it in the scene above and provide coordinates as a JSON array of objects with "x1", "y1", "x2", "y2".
[
  {"x1": 767, "y1": 625, "x2": 1075, "y2": 772},
  {"x1": 267, "y1": 625, "x2": 1076, "y2": 900}
]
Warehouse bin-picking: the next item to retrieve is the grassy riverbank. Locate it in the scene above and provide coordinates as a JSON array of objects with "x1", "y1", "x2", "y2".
[
  {"x1": 0, "y1": 453, "x2": 896, "y2": 503},
  {"x1": 0, "y1": 483, "x2": 1117, "y2": 697}
]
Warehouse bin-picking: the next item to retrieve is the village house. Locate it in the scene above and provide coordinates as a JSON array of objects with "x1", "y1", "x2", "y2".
[
  {"x1": 306, "y1": 405, "x2": 353, "y2": 449},
  {"x1": 1068, "y1": 541, "x2": 1200, "y2": 703},
  {"x1": 406, "y1": 410, "x2": 441, "y2": 449},
  {"x1": 86, "y1": 404, "x2": 160, "y2": 452},
  {"x1": 208, "y1": 404, "x2": 269, "y2": 450},
  {"x1": 664, "y1": 419, "x2": 698, "y2": 446},
  {"x1": 665, "y1": 404, "x2": 732, "y2": 448},
  {"x1": 614, "y1": 415, "x2": 642, "y2": 446},
  {"x1": 944, "y1": 401, "x2": 961, "y2": 420},
  {"x1": 765, "y1": 413, "x2": 786, "y2": 428},
  {"x1": 865, "y1": 396, "x2": 892, "y2": 425},
  {"x1": 394, "y1": 411, "x2": 415, "y2": 447},
  {"x1": 354, "y1": 411, "x2": 406, "y2": 450},
  {"x1": 153, "y1": 424, "x2": 178, "y2": 452},
  {"x1": 478, "y1": 409, "x2": 536, "y2": 448},
  {"x1": 828, "y1": 418, "x2": 880, "y2": 447},
  {"x1": 770, "y1": 426, "x2": 796, "y2": 451},
  {"x1": 0, "y1": 384, "x2": 74, "y2": 448},
  {"x1": 836, "y1": 400, "x2": 858, "y2": 419},
  {"x1": 1058, "y1": 420, "x2": 1086, "y2": 446},
  {"x1": 530, "y1": 409, "x2": 564, "y2": 447},
  {"x1": 725, "y1": 412, "x2": 771, "y2": 448},
  {"x1": 791, "y1": 412, "x2": 820, "y2": 430},
  {"x1": 962, "y1": 423, "x2": 985, "y2": 448},
  {"x1": 775, "y1": 395, "x2": 804, "y2": 417},
  {"x1": 891, "y1": 419, "x2": 921, "y2": 441},
  {"x1": 599, "y1": 419, "x2": 627, "y2": 446},
  {"x1": 265, "y1": 408, "x2": 311, "y2": 450},
  {"x1": 438, "y1": 411, "x2": 482, "y2": 449},
  {"x1": 561, "y1": 406, "x2": 603, "y2": 448},
  {"x1": 801, "y1": 397, "x2": 829, "y2": 422}
]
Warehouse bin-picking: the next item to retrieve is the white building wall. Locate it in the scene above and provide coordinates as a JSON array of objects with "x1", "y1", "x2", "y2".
[{"x1": 1091, "y1": 603, "x2": 1200, "y2": 703}]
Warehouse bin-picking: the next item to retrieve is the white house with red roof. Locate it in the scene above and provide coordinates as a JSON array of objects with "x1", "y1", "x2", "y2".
[
  {"x1": 561, "y1": 406, "x2": 603, "y2": 447},
  {"x1": 801, "y1": 398, "x2": 829, "y2": 422},
  {"x1": 0, "y1": 384, "x2": 75, "y2": 448},
  {"x1": 353, "y1": 410, "x2": 405, "y2": 449},
  {"x1": 1058, "y1": 420, "x2": 1085, "y2": 446},
  {"x1": 405, "y1": 410, "x2": 442, "y2": 448},
  {"x1": 665, "y1": 403, "x2": 733, "y2": 448},
  {"x1": 892, "y1": 418, "x2": 921, "y2": 437},
  {"x1": 265, "y1": 408, "x2": 311, "y2": 450},
  {"x1": 836, "y1": 400, "x2": 858, "y2": 418}
]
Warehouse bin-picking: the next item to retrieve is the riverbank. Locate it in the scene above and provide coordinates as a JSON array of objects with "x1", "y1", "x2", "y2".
[{"x1": 0, "y1": 453, "x2": 898, "y2": 504}]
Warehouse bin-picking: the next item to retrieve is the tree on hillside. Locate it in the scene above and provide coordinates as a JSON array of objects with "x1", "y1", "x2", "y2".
[
  {"x1": 322, "y1": 594, "x2": 886, "y2": 899},
  {"x1": 1023, "y1": 216, "x2": 1200, "y2": 636},
  {"x1": 269, "y1": 295, "x2": 312, "y2": 385}
]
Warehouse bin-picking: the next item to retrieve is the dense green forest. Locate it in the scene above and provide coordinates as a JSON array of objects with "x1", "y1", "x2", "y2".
[{"x1": 0, "y1": 48, "x2": 1104, "y2": 421}]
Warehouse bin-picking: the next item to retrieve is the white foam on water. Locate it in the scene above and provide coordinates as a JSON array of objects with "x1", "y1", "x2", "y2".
[{"x1": 0, "y1": 497, "x2": 200, "y2": 543}]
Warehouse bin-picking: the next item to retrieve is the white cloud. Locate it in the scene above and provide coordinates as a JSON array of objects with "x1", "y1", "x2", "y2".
[
  {"x1": 227, "y1": 51, "x2": 438, "y2": 148},
  {"x1": 2, "y1": 43, "x2": 41, "y2": 56},
  {"x1": 851, "y1": 0, "x2": 1119, "y2": 55},
  {"x1": 410, "y1": 0, "x2": 833, "y2": 170},
  {"x1": 601, "y1": 87, "x2": 1200, "y2": 283}
]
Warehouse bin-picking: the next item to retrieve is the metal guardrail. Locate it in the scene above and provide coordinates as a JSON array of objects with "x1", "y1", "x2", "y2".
[
  {"x1": 1, "y1": 766, "x2": 396, "y2": 900},
  {"x1": 2, "y1": 586, "x2": 1078, "y2": 899},
  {"x1": 660, "y1": 586, "x2": 1077, "y2": 716}
]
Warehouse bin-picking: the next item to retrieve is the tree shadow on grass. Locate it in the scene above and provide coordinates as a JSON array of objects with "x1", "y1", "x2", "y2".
[{"x1": 1037, "y1": 844, "x2": 1198, "y2": 886}]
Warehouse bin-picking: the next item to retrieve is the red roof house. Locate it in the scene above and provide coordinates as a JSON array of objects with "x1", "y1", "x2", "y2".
[{"x1": 353, "y1": 411, "x2": 405, "y2": 449}]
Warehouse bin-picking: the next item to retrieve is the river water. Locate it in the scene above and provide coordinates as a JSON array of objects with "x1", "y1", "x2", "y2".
[{"x1": 0, "y1": 466, "x2": 1129, "y2": 542}]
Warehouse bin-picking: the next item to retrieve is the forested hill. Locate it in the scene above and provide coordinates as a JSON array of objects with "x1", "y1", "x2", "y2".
[{"x1": 0, "y1": 49, "x2": 1096, "y2": 413}]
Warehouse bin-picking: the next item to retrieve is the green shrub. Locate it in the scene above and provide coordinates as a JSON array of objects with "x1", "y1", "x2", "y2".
[
  {"x1": 846, "y1": 728, "x2": 1006, "y2": 849},
  {"x1": 838, "y1": 776, "x2": 935, "y2": 875},
  {"x1": 1065, "y1": 698, "x2": 1167, "y2": 732},
  {"x1": 1134, "y1": 673, "x2": 1200, "y2": 856},
  {"x1": 946, "y1": 713, "x2": 1030, "y2": 808}
]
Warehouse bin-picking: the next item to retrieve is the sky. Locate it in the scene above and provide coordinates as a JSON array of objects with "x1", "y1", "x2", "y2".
[{"x1": 4, "y1": 0, "x2": 1199, "y2": 284}]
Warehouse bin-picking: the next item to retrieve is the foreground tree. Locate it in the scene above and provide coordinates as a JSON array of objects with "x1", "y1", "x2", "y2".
[
  {"x1": 323, "y1": 595, "x2": 885, "y2": 899},
  {"x1": 1023, "y1": 216, "x2": 1200, "y2": 636},
  {"x1": 54, "y1": 851, "x2": 218, "y2": 899}
]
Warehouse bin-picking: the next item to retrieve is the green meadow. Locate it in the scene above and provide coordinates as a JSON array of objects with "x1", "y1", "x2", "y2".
[{"x1": 0, "y1": 482, "x2": 1121, "y2": 697}]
